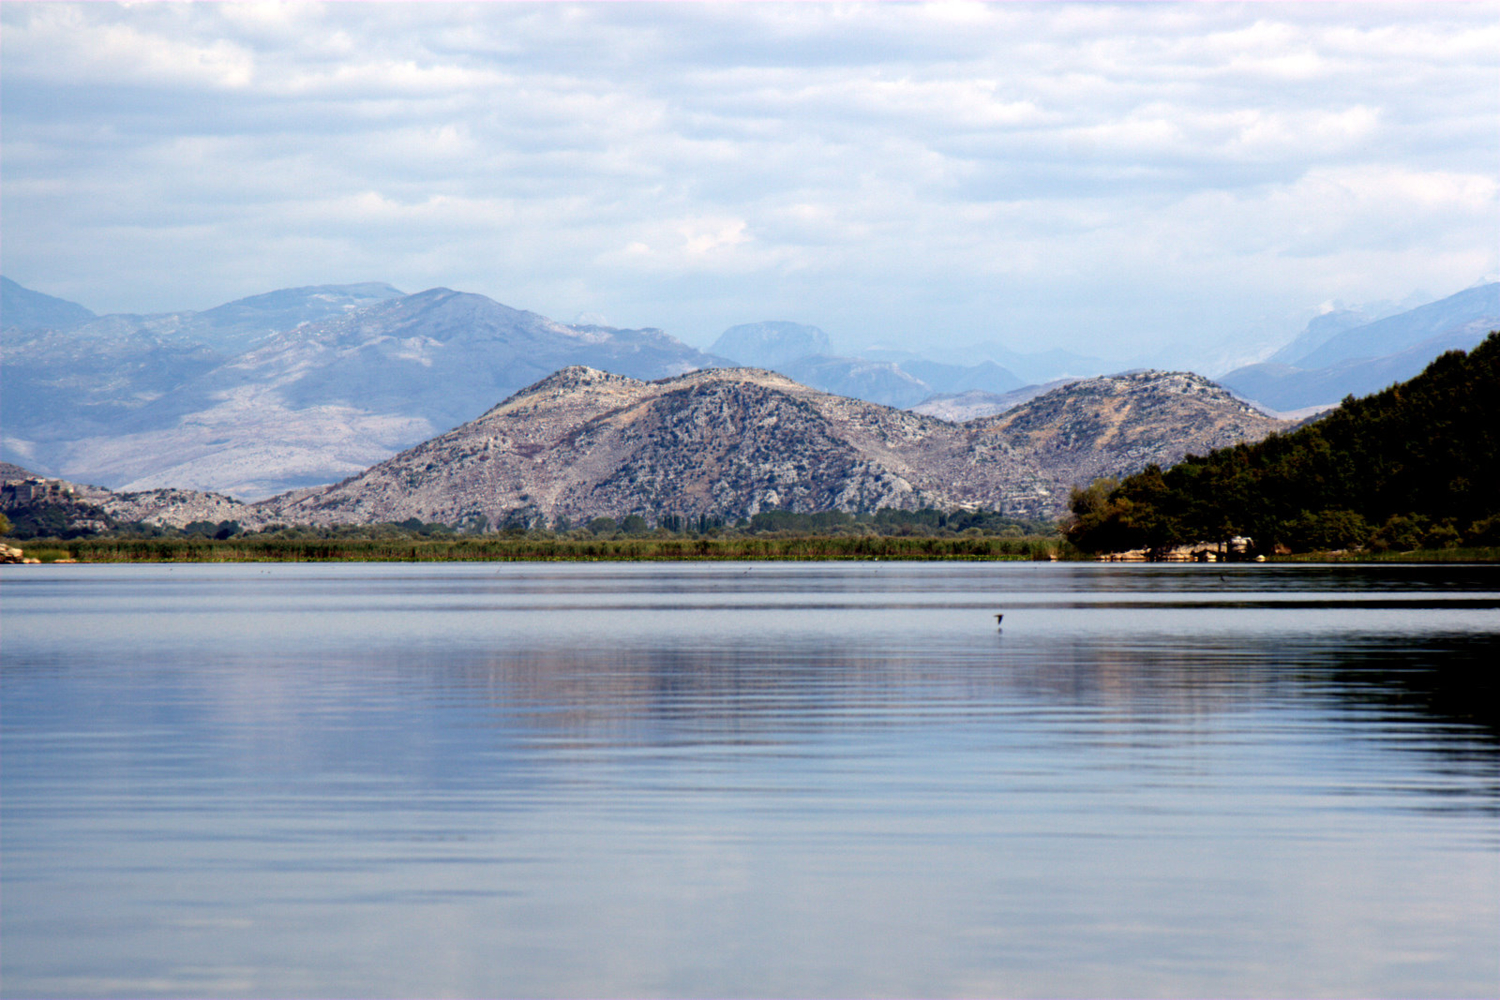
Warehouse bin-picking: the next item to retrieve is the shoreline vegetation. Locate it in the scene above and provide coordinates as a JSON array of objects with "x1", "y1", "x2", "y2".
[
  {"x1": 6, "y1": 504, "x2": 1499, "y2": 565},
  {"x1": 6, "y1": 533, "x2": 1498, "y2": 564},
  {"x1": 3, "y1": 508, "x2": 1073, "y2": 563},
  {"x1": 13, "y1": 534, "x2": 1061, "y2": 564}
]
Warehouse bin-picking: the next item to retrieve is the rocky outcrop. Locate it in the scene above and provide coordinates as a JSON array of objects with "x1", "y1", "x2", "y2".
[
  {"x1": 1, "y1": 543, "x2": 35, "y2": 563},
  {"x1": 100, "y1": 487, "x2": 283, "y2": 531},
  {"x1": 266, "y1": 366, "x2": 1289, "y2": 526},
  {"x1": 1, "y1": 471, "x2": 280, "y2": 536}
]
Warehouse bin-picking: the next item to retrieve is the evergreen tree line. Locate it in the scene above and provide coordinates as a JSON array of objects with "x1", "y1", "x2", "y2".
[{"x1": 1065, "y1": 332, "x2": 1500, "y2": 556}]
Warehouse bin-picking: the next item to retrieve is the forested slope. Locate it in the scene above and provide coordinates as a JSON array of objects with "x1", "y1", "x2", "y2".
[{"x1": 1066, "y1": 332, "x2": 1500, "y2": 554}]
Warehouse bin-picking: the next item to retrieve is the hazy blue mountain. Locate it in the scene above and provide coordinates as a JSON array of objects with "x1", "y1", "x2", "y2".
[
  {"x1": 4, "y1": 285, "x2": 728, "y2": 498},
  {"x1": 1265, "y1": 308, "x2": 1384, "y2": 366},
  {"x1": 176, "y1": 282, "x2": 407, "y2": 354},
  {"x1": 898, "y1": 359, "x2": 1024, "y2": 396},
  {"x1": 777, "y1": 355, "x2": 935, "y2": 409},
  {"x1": 1222, "y1": 325, "x2": 1496, "y2": 413},
  {"x1": 1293, "y1": 283, "x2": 1498, "y2": 369},
  {"x1": 3, "y1": 283, "x2": 407, "y2": 448},
  {"x1": 709, "y1": 321, "x2": 831, "y2": 368},
  {"x1": 2, "y1": 325, "x2": 227, "y2": 442},
  {"x1": 710, "y1": 325, "x2": 1024, "y2": 407},
  {"x1": 1220, "y1": 283, "x2": 1500, "y2": 411},
  {"x1": 912, "y1": 379, "x2": 1080, "y2": 422},
  {"x1": 774, "y1": 354, "x2": 1024, "y2": 408},
  {"x1": 1262, "y1": 290, "x2": 1435, "y2": 367},
  {"x1": 921, "y1": 341, "x2": 1111, "y2": 384},
  {"x1": 1, "y1": 277, "x2": 96, "y2": 331}
]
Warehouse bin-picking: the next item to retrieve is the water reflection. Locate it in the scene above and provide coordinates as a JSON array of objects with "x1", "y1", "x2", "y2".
[{"x1": 2, "y1": 562, "x2": 1497, "y2": 998}]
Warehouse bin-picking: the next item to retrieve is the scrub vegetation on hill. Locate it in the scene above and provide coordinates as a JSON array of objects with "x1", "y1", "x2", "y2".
[{"x1": 1065, "y1": 333, "x2": 1500, "y2": 558}]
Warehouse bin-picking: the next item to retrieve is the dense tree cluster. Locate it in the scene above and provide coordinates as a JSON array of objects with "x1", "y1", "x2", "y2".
[{"x1": 1065, "y1": 333, "x2": 1500, "y2": 556}]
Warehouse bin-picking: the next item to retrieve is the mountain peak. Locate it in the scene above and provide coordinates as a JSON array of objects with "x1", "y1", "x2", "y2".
[
  {"x1": 710, "y1": 320, "x2": 831, "y2": 368},
  {"x1": 266, "y1": 363, "x2": 1286, "y2": 527},
  {"x1": 1, "y1": 276, "x2": 97, "y2": 331}
]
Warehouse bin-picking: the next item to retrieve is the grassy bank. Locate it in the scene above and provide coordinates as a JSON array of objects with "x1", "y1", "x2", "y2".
[{"x1": 39, "y1": 534, "x2": 1065, "y2": 563}]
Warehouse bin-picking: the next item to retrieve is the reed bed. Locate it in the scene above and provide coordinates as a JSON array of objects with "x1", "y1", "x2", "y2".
[{"x1": 54, "y1": 534, "x2": 1063, "y2": 563}]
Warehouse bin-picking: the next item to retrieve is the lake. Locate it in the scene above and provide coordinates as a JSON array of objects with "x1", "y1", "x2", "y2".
[{"x1": 2, "y1": 561, "x2": 1496, "y2": 998}]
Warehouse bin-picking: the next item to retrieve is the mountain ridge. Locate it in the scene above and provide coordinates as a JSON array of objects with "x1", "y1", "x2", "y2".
[
  {"x1": 1220, "y1": 283, "x2": 1499, "y2": 410},
  {"x1": 3, "y1": 283, "x2": 728, "y2": 498},
  {"x1": 266, "y1": 365, "x2": 1288, "y2": 527}
]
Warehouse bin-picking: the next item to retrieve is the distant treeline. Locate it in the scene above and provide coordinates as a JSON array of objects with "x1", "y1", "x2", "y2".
[
  {"x1": 5, "y1": 505, "x2": 1069, "y2": 561},
  {"x1": 1066, "y1": 332, "x2": 1500, "y2": 556},
  {"x1": 48, "y1": 533, "x2": 1061, "y2": 564}
]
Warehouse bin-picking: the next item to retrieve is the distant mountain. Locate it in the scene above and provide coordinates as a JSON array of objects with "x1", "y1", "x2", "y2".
[
  {"x1": 771, "y1": 354, "x2": 1024, "y2": 408},
  {"x1": 8, "y1": 281, "x2": 407, "y2": 354},
  {"x1": 927, "y1": 341, "x2": 1111, "y2": 384},
  {"x1": 1264, "y1": 307, "x2": 1385, "y2": 367},
  {"x1": 1220, "y1": 283, "x2": 1499, "y2": 411},
  {"x1": 2, "y1": 285, "x2": 726, "y2": 498},
  {"x1": 709, "y1": 325, "x2": 1025, "y2": 408},
  {"x1": 709, "y1": 321, "x2": 830, "y2": 367},
  {"x1": 897, "y1": 359, "x2": 1024, "y2": 396},
  {"x1": 267, "y1": 366, "x2": 1287, "y2": 527},
  {"x1": 1294, "y1": 283, "x2": 1498, "y2": 369},
  {"x1": 169, "y1": 282, "x2": 407, "y2": 355},
  {"x1": 912, "y1": 380, "x2": 1079, "y2": 422},
  {"x1": 1, "y1": 282, "x2": 413, "y2": 466},
  {"x1": 1, "y1": 276, "x2": 96, "y2": 331},
  {"x1": 778, "y1": 355, "x2": 935, "y2": 409}
]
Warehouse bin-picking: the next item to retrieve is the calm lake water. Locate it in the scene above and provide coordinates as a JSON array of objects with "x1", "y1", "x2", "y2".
[{"x1": 2, "y1": 561, "x2": 1497, "y2": 998}]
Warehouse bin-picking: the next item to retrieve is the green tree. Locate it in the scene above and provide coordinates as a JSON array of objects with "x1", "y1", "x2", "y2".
[{"x1": 1096, "y1": 333, "x2": 1500, "y2": 554}]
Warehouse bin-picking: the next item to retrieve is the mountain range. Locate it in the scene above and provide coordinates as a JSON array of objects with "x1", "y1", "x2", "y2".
[
  {"x1": 3, "y1": 365, "x2": 1287, "y2": 533},
  {"x1": 707, "y1": 321, "x2": 1028, "y2": 408},
  {"x1": 5, "y1": 274, "x2": 1493, "y2": 514},
  {"x1": 1217, "y1": 282, "x2": 1499, "y2": 411},
  {"x1": 3, "y1": 282, "x2": 726, "y2": 498},
  {"x1": 1, "y1": 279, "x2": 1130, "y2": 498}
]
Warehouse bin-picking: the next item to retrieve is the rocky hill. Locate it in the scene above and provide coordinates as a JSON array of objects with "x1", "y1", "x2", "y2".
[
  {"x1": 268, "y1": 367, "x2": 1288, "y2": 526},
  {"x1": 969, "y1": 370, "x2": 1287, "y2": 491},
  {"x1": 2, "y1": 462, "x2": 281, "y2": 536}
]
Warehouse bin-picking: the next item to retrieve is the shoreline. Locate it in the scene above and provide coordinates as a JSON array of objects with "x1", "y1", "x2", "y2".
[{"x1": 5, "y1": 536, "x2": 1498, "y2": 564}]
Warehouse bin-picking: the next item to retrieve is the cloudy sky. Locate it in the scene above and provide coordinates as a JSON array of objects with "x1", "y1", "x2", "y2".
[{"x1": 2, "y1": 2, "x2": 1496, "y2": 367}]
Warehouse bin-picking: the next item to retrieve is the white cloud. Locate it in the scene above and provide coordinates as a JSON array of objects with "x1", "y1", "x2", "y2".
[{"x1": 1, "y1": 1, "x2": 1495, "y2": 360}]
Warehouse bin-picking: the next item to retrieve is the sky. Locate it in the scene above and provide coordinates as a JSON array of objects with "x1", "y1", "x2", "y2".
[{"x1": 2, "y1": 2, "x2": 1496, "y2": 369}]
